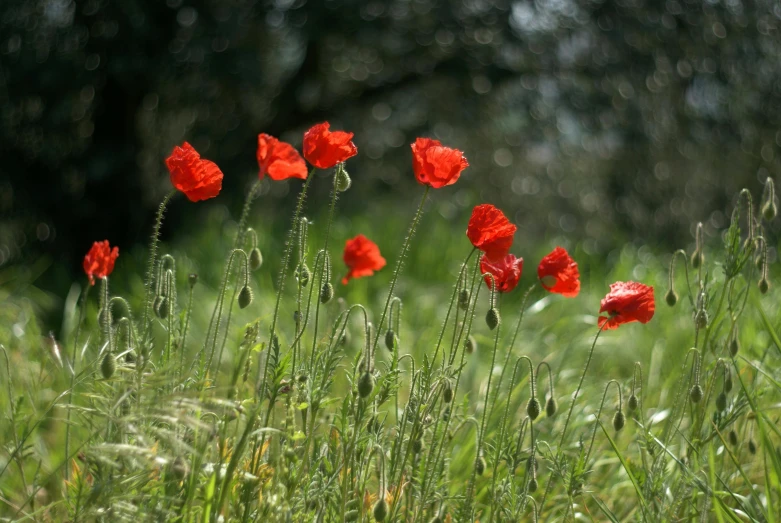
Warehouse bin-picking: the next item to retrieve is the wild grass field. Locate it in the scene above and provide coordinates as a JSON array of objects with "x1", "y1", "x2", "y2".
[{"x1": 1, "y1": 128, "x2": 780, "y2": 522}]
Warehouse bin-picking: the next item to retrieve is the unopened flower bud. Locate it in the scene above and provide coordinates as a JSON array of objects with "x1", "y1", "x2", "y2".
[
  {"x1": 762, "y1": 201, "x2": 777, "y2": 221},
  {"x1": 475, "y1": 456, "x2": 486, "y2": 476},
  {"x1": 385, "y1": 330, "x2": 395, "y2": 351},
  {"x1": 373, "y1": 499, "x2": 388, "y2": 522},
  {"x1": 716, "y1": 392, "x2": 727, "y2": 412},
  {"x1": 729, "y1": 337, "x2": 740, "y2": 357},
  {"x1": 443, "y1": 381, "x2": 453, "y2": 403},
  {"x1": 320, "y1": 282, "x2": 334, "y2": 303},
  {"x1": 695, "y1": 310, "x2": 708, "y2": 330},
  {"x1": 728, "y1": 429, "x2": 738, "y2": 446},
  {"x1": 613, "y1": 409, "x2": 625, "y2": 431},
  {"x1": 748, "y1": 439, "x2": 757, "y2": 454},
  {"x1": 691, "y1": 250, "x2": 703, "y2": 269},
  {"x1": 545, "y1": 396, "x2": 558, "y2": 417},
  {"x1": 689, "y1": 384, "x2": 703, "y2": 403},
  {"x1": 238, "y1": 286, "x2": 253, "y2": 309},
  {"x1": 759, "y1": 277, "x2": 769, "y2": 294},
  {"x1": 188, "y1": 273, "x2": 198, "y2": 287},
  {"x1": 411, "y1": 438, "x2": 423, "y2": 454},
  {"x1": 101, "y1": 352, "x2": 115, "y2": 379},
  {"x1": 158, "y1": 296, "x2": 170, "y2": 319},
  {"x1": 249, "y1": 248, "x2": 263, "y2": 271},
  {"x1": 724, "y1": 375, "x2": 733, "y2": 393},
  {"x1": 485, "y1": 308, "x2": 500, "y2": 330},
  {"x1": 628, "y1": 394, "x2": 639, "y2": 411},
  {"x1": 458, "y1": 289, "x2": 470, "y2": 311},
  {"x1": 465, "y1": 335, "x2": 476, "y2": 354},
  {"x1": 665, "y1": 289, "x2": 678, "y2": 307},
  {"x1": 527, "y1": 397, "x2": 541, "y2": 421},
  {"x1": 297, "y1": 264, "x2": 311, "y2": 287},
  {"x1": 335, "y1": 166, "x2": 352, "y2": 192},
  {"x1": 357, "y1": 372, "x2": 375, "y2": 398}
]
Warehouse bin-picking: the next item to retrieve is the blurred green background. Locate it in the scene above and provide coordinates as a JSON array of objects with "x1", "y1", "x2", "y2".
[{"x1": 3, "y1": 0, "x2": 781, "y2": 332}]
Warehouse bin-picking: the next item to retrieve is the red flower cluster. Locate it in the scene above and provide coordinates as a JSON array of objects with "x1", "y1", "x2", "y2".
[
  {"x1": 537, "y1": 247, "x2": 580, "y2": 297},
  {"x1": 598, "y1": 281, "x2": 655, "y2": 330},
  {"x1": 467, "y1": 204, "x2": 517, "y2": 260},
  {"x1": 342, "y1": 235, "x2": 386, "y2": 285},
  {"x1": 303, "y1": 122, "x2": 358, "y2": 169},
  {"x1": 83, "y1": 240, "x2": 119, "y2": 285},
  {"x1": 411, "y1": 138, "x2": 469, "y2": 189},
  {"x1": 481, "y1": 254, "x2": 523, "y2": 293},
  {"x1": 165, "y1": 142, "x2": 224, "y2": 202},
  {"x1": 257, "y1": 133, "x2": 308, "y2": 180}
]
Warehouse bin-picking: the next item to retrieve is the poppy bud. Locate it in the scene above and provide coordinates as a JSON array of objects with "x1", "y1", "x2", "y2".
[
  {"x1": 297, "y1": 264, "x2": 311, "y2": 287},
  {"x1": 238, "y1": 286, "x2": 253, "y2": 309},
  {"x1": 158, "y1": 296, "x2": 170, "y2": 319},
  {"x1": 411, "y1": 438, "x2": 423, "y2": 454},
  {"x1": 527, "y1": 397, "x2": 541, "y2": 421},
  {"x1": 320, "y1": 282, "x2": 334, "y2": 303},
  {"x1": 430, "y1": 518, "x2": 443, "y2": 523},
  {"x1": 759, "y1": 277, "x2": 769, "y2": 294},
  {"x1": 458, "y1": 289, "x2": 470, "y2": 311},
  {"x1": 545, "y1": 396, "x2": 558, "y2": 417},
  {"x1": 249, "y1": 248, "x2": 263, "y2": 271},
  {"x1": 691, "y1": 250, "x2": 703, "y2": 269},
  {"x1": 665, "y1": 289, "x2": 678, "y2": 307},
  {"x1": 729, "y1": 337, "x2": 740, "y2": 357},
  {"x1": 465, "y1": 335, "x2": 476, "y2": 354},
  {"x1": 762, "y1": 201, "x2": 777, "y2": 221},
  {"x1": 345, "y1": 510, "x2": 359, "y2": 522},
  {"x1": 612, "y1": 409, "x2": 625, "y2": 431},
  {"x1": 153, "y1": 295, "x2": 164, "y2": 318},
  {"x1": 628, "y1": 394, "x2": 639, "y2": 412},
  {"x1": 443, "y1": 381, "x2": 453, "y2": 403},
  {"x1": 695, "y1": 310, "x2": 708, "y2": 330},
  {"x1": 527, "y1": 455, "x2": 538, "y2": 471},
  {"x1": 357, "y1": 372, "x2": 375, "y2": 398},
  {"x1": 101, "y1": 352, "x2": 115, "y2": 379},
  {"x1": 171, "y1": 456, "x2": 189, "y2": 482},
  {"x1": 293, "y1": 310, "x2": 301, "y2": 323},
  {"x1": 715, "y1": 392, "x2": 727, "y2": 412},
  {"x1": 724, "y1": 375, "x2": 733, "y2": 393},
  {"x1": 441, "y1": 405, "x2": 450, "y2": 421},
  {"x1": 748, "y1": 439, "x2": 757, "y2": 454},
  {"x1": 689, "y1": 384, "x2": 703, "y2": 404},
  {"x1": 373, "y1": 499, "x2": 388, "y2": 522},
  {"x1": 385, "y1": 330, "x2": 395, "y2": 351},
  {"x1": 188, "y1": 273, "x2": 198, "y2": 287},
  {"x1": 475, "y1": 456, "x2": 486, "y2": 476},
  {"x1": 728, "y1": 429, "x2": 738, "y2": 446},
  {"x1": 528, "y1": 476, "x2": 538, "y2": 493},
  {"x1": 485, "y1": 308, "x2": 500, "y2": 330},
  {"x1": 335, "y1": 166, "x2": 352, "y2": 192}
]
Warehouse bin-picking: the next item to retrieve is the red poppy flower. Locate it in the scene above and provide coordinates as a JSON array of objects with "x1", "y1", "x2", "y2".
[
  {"x1": 83, "y1": 240, "x2": 119, "y2": 285},
  {"x1": 480, "y1": 253, "x2": 523, "y2": 293},
  {"x1": 303, "y1": 122, "x2": 357, "y2": 169},
  {"x1": 257, "y1": 133, "x2": 308, "y2": 181},
  {"x1": 165, "y1": 142, "x2": 224, "y2": 202},
  {"x1": 411, "y1": 137, "x2": 469, "y2": 189},
  {"x1": 466, "y1": 204, "x2": 517, "y2": 260},
  {"x1": 342, "y1": 234, "x2": 386, "y2": 285},
  {"x1": 598, "y1": 281, "x2": 655, "y2": 330},
  {"x1": 537, "y1": 247, "x2": 580, "y2": 297}
]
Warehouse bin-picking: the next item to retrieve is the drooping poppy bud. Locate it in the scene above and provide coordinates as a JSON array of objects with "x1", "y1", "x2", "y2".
[
  {"x1": 613, "y1": 409, "x2": 625, "y2": 431},
  {"x1": 373, "y1": 499, "x2": 388, "y2": 522},
  {"x1": 320, "y1": 282, "x2": 334, "y2": 303},
  {"x1": 485, "y1": 307, "x2": 500, "y2": 330},
  {"x1": 249, "y1": 248, "x2": 263, "y2": 271},
  {"x1": 527, "y1": 397, "x2": 541, "y2": 421},
  {"x1": 101, "y1": 352, "x2": 116, "y2": 379},
  {"x1": 238, "y1": 286, "x2": 253, "y2": 309},
  {"x1": 545, "y1": 396, "x2": 558, "y2": 417},
  {"x1": 357, "y1": 372, "x2": 375, "y2": 398}
]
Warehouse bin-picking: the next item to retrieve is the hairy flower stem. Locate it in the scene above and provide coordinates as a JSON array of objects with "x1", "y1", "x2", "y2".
[
  {"x1": 233, "y1": 179, "x2": 262, "y2": 249},
  {"x1": 539, "y1": 323, "x2": 607, "y2": 512},
  {"x1": 430, "y1": 248, "x2": 476, "y2": 368},
  {"x1": 464, "y1": 296, "x2": 502, "y2": 516},
  {"x1": 141, "y1": 190, "x2": 175, "y2": 337},
  {"x1": 371, "y1": 186, "x2": 430, "y2": 354},
  {"x1": 63, "y1": 282, "x2": 90, "y2": 481}
]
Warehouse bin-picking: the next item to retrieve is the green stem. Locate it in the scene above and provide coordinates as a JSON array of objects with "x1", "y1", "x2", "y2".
[
  {"x1": 64, "y1": 282, "x2": 90, "y2": 481},
  {"x1": 371, "y1": 186, "x2": 430, "y2": 353},
  {"x1": 234, "y1": 179, "x2": 262, "y2": 249},
  {"x1": 141, "y1": 190, "x2": 175, "y2": 336}
]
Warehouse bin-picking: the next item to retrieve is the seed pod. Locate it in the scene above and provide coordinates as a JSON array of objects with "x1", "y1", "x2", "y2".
[
  {"x1": 385, "y1": 330, "x2": 395, "y2": 351},
  {"x1": 320, "y1": 282, "x2": 334, "y2": 304},
  {"x1": 545, "y1": 396, "x2": 558, "y2": 417},
  {"x1": 373, "y1": 499, "x2": 388, "y2": 522},
  {"x1": 613, "y1": 409, "x2": 625, "y2": 431},
  {"x1": 759, "y1": 277, "x2": 769, "y2": 294},
  {"x1": 728, "y1": 430, "x2": 738, "y2": 446},
  {"x1": 188, "y1": 273, "x2": 199, "y2": 287},
  {"x1": 665, "y1": 289, "x2": 678, "y2": 307},
  {"x1": 716, "y1": 392, "x2": 727, "y2": 412},
  {"x1": 357, "y1": 372, "x2": 375, "y2": 398},
  {"x1": 465, "y1": 335, "x2": 476, "y2": 354},
  {"x1": 443, "y1": 381, "x2": 453, "y2": 404},
  {"x1": 336, "y1": 167, "x2": 352, "y2": 192},
  {"x1": 527, "y1": 397, "x2": 541, "y2": 421},
  {"x1": 485, "y1": 308, "x2": 500, "y2": 330},
  {"x1": 101, "y1": 352, "x2": 115, "y2": 379},
  {"x1": 628, "y1": 394, "x2": 639, "y2": 412},
  {"x1": 249, "y1": 248, "x2": 263, "y2": 271},
  {"x1": 475, "y1": 456, "x2": 486, "y2": 476},
  {"x1": 297, "y1": 264, "x2": 311, "y2": 287},
  {"x1": 458, "y1": 289, "x2": 470, "y2": 310},
  {"x1": 689, "y1": 384, "x2": 704, "y2": 404},
  {"x1": 748, "y1": 439, "x2": 757, "y2": 454},
  {"x1": 238, "y1": 286, "x2": 253, "y2": 309}
]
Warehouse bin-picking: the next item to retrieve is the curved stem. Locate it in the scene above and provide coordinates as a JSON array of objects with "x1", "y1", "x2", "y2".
[{"x1": 233, "y1": 179, "x2": 262, "y2": 249}]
